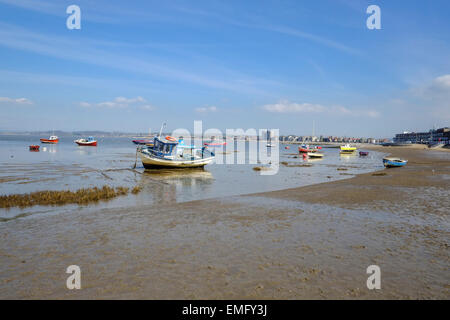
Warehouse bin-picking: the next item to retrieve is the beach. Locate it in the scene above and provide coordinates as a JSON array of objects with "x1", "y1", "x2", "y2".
[{"x1": 0, "y1": 146, "x2": 448, "y2": 299}]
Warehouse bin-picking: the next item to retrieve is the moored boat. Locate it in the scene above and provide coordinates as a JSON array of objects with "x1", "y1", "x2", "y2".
[
  {"x1": 204, "y1": 140, "x2": 227, "y2": 147},
  {"x1": 40, "y1": 135, "x2": 59, "y2": 144},
  {"x1": 298, "y1": 144, "x2": 317, "y2": 153},
  {"x1": 359, "y1": 151, "x2": 369, "y2": 156},
  {"x1": 75, "y1": 136, "x2": 97, "y2": 146},
  {"x1": 340, "y1": 143, "x2": 357, "y2": 153},
  {"x1": 307, "y1": 152, "x2": 323, "y2": 158},
  {"x1": 383, "y1": 157, "x2": 408, "y2": 168},
  {"x1": 132, "y1": 139, "x2": 152, "y2": 145},
  {"x1": 138, "y1": 136, "x2": 215, "y2": 169},
  {"x1": 29, "y1": 145, "x2": 40, "y2": 151}
]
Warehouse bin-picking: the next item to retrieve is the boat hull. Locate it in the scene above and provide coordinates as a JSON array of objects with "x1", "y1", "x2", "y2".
[
  {"x1": 133, "y1": 140, "x2": 151, "y2": 145},
  {"x1": 40, "y1": 139, "x2": 59, "y2": 144},
  {"x1": 383, "y1": 160, "x2": 407, "y2": 168},
  {"x1": 139, "y1": 152, "x2": 214, "y2": 169},
  {"x1": 307, "y1": 152, "x2": 323, "y2": 158},
  {"x1": 299, "y1": 148, "x2": 316, "y2": 153},
  {"x1": 75, "y1": 141, "x2": 97, "y2": 146},
  {"x1": 359, "y1": 151, "x2": 369, "y2": 156}
]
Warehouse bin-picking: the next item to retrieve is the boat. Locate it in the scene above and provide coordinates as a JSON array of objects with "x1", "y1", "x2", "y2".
[
  {"x1": 307, "y1": 152, "x2": 323, "y2": 158},
  {"x1": 29, "y1": 145, "x2": 40, "y2": 151},
  {"x1": 40, "y1": 135, "x2": 59, "y2": 144},
  {"x1": 340, "y1": 143, "x2": 357, "y2": 153},
  {"x1": 266, "y1": 143, "x2": 274, "y2": 147},
  {"x1": 284, "y1": 146, "x2": 290, "y2": 150},
  {"x1": 204, "y1": 140, "x2": 227, "y2": 147},
  {"x1": 137, "y1": 136, "x2": 215, "y2": 169},
  {"x1": 75, "y1": 136, "x2": 97, "y2": 146},
  {"x1": 133, "y1": 139, "x2": 152, "y2": 145},
  {"x1": 359, "y1": 151, "x2": 369, "y2": 156},
  {"x1": 298, "y1": 144, "x2": 316, "y2": 153},
  {"x1": 383, "y1": 157, "x2": 408, "y2": 168}
]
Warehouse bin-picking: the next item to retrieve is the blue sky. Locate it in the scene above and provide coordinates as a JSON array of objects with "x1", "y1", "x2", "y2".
[{"x1": 0, "y1": 0, "x2": 449, "y2": 137}]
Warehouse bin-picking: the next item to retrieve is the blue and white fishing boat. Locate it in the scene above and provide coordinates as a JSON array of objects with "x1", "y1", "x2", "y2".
[
  {"x1": 137, "y1": 136, "x2": 215, "y2": 169},
  {"x1": 383, "y1": 157, "x2": 408, "y2": 168}
]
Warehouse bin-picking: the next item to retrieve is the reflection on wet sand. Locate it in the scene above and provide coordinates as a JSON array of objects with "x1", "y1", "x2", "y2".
[
  {"x1": 41, "y1": 145, "x2": 58, "y2": 153},
  {"x1": 138, "y1": 169, "x2": 214, "y2": 204},
  {"x1": 74, "y1": 146, "x2": 98, "y2": 156}
]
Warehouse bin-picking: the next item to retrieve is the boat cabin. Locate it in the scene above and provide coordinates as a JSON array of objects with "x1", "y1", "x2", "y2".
[{"x1": 152, "y1": 137, "x2": 178, "y2": 158}]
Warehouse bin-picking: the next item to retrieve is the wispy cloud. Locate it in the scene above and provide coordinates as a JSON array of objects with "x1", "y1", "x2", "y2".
[
  {"x1": 0, "y1": 96, "x2": 33, "y2": 105},
  {"x1": 173, "y1": 6, "x2": 360, "y2": 55},
  {"x1": 80, "y1": 96, "x2": 153, "y2": 110},
  {"x1": 195, "y1": 106, "x2": 218, "y2": 113},
  {"x1": 262, "y1": 100, "x2": 379, "y2": 118},
  {"x1": 0, "y1": 23, "x2": 276, "y2": 96}
]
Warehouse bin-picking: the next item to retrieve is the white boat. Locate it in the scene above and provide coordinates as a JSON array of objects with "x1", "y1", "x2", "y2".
[
  {"x1": 307, "y1": 152, "x2": 323, "y2": 158},
  {"x1": 137, "y1": 136, "x2": 215, "y2": 169}
]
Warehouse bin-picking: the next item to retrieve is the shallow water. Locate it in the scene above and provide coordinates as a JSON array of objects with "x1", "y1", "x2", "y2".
[{"x1": 0, "y1": 135, "x2": 386, "y2": 220}]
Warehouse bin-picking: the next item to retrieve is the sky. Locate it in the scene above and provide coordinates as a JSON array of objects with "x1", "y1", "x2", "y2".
[{"x1": 0, "y1": 0, "x2": 449, "y2": 137}]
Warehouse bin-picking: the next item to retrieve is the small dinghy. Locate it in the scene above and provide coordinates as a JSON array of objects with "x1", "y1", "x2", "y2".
[
  {"x1": 359, "y1": 151, "x2": 369, "y2": 156},
  {"x1": 308, "y1": 152, "x2": 323, "y2": 158},
  {"x1": 204, "y1": 140, "x2": 227, "y2": 147},
  {"x1": 383, "y1": 157, "x2": 408, "y2": 168},
  {"x1": 132, "y1": 139, "x2": 151, "y2": 145}
]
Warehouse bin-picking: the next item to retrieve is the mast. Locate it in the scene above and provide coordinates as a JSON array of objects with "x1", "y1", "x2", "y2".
[{"x1": 158, "y1": 122, "x2": 166, "y2": 138}]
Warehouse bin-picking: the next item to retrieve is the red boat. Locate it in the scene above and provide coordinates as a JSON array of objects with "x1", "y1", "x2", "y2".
[
  {"x1": 75, "y1": 137, "x2": 97, "y2": 146},
  {"x1": 204, "y1": 141, "x2": 227, "y2": 146},
  {"x1": 29, "y1": 145, "x2": 40, "y2": 151},
  {"x1": 40, "y1": 135, "x2": 59, "y2": 144},
  {"x1": 299, "y1": 145, "x2": 321, "y2": 153}
]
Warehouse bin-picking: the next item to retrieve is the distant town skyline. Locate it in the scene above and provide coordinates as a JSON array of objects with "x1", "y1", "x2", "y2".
[{"x1": 0, "y1": 0, "x2": 449, "y2": 137}]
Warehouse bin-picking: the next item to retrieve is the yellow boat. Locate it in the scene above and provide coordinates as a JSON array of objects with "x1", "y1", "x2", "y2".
[{"x1": 340, "y1": 143, "x2": 357, "y2": 153}]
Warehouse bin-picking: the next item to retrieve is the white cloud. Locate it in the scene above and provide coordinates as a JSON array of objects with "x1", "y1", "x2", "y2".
[
  {"x1": 263, "y1": 100, "x2": 325, "y2": 113},
  {"x1": 195, "y1": 106, "x2": 218, "y2": 113},
  {"x1": 431, "y1": 74, "x2": 450, "y2": 91},
  {"x1": 262, "y1": 100, "x2": 379, "y2": 118},
  {"x1": 80, "y1": 96, "x2": 152, "y2": 109},
  {"x1": 0, "y1": 96, "x2": 33, "y2": 105}
]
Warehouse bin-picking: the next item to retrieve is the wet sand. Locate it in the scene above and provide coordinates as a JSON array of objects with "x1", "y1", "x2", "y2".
[{"x1": 0, "y1": 146, "x2": 448, "y2": 299}]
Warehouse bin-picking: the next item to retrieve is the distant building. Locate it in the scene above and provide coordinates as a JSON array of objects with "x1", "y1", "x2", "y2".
[{"x1": 394, "y1": 127, "x2": 450, "y2": 144}]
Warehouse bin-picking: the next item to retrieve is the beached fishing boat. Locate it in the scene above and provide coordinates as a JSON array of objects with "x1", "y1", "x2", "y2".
[
  {"x1": 359, "y1": 151, "x2": 369, "y2": 156},
  {"x1": 307, "y1": 152, "x2": 323, "y2": 158},
  {"x1": 383, "y1": 157, "x2": 408, "y2": 168},
  {"x1": 40, "y1": 135, "x2": 59, "y2": 144},
  {"x1": 137, "y1": 136, "x2": 215, "y2": 169},
  {"x1": 340, "y1": 143, "x2": 357, "y2": 153},
  {"x1": 75, "y1": 136, "x2": 97, "y2": 146}
]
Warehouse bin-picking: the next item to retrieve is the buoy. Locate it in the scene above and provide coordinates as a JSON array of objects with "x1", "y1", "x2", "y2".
[
  {"x1": 302, "y1": 153, "x2": 307, "y2": 160},
  {"x1": 165, "y1": 136, "x2": 176, "y2": 142}
]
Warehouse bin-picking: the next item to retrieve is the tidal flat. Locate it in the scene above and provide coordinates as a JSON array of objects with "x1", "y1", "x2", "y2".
[{"x1": 0, "y1": 146, "x2": 448, "y2": 299}]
